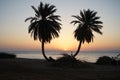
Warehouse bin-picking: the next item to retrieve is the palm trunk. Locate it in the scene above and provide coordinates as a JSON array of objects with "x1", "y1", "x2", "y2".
[
  {"x1": 41, "y1": 40, "x2": 49, "y2": 61},
  {"x1": 73, "y1": 41, "x2": 82, "y2": 57}
]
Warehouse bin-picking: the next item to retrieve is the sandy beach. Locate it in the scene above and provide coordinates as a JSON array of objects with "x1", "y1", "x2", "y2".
[{"x1": 0, "y1": 58, "x2": 120, "y2": 80}]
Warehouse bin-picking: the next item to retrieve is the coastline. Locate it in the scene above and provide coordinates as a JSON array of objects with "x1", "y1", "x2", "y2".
[{"x1": 4, "y1": 50, "x2": 119, "y2": 63}]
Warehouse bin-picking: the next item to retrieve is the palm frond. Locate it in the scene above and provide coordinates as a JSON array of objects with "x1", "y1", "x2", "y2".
[
  {"x1": 48, "y1": 15, "x2": 61, "y2": 21},
  {"x1": 33, "y1": 27, "x2": 38, "y2": 40},
  {"x1": 91, "y1": 24, "x2": 103, "y2": 29},
  {"x1": 72, "y1": 15, "x2": 82, "y2": 21},
  {"x1": 38, "y1": 2, "x2": 43, "y2": 15},
  {"x1": 30, "y1": 17, "x2": 37, "y2": 23},
  {"x1": 71, "y1": 20, "x2": 80, "y2": 25},
  {"x1": 91, "y1": 27, "x2": 103, "y2": 34},
  {"x1": 49, "y1": 9, "x2": 57, "y2": 15},
  {"x1": 49, "y1": 5, "x2": 55, "y2": 11},
  {"x1": 91, "y1": 11, "x2": 97, "y2": 18},
  {"x1": 80, "y1": 10, "x2": 85, "y2": 21},
  {"x1": 85, "y1": 29, "x2": 94, "y2": 43},
  {"x1": 31, "y1": 6, "x2": 39, "y2": 16},
  {"x1": 93, "y1": 21, "x2": 103, "y2": 24},
  {"x1": 28, "y1": 21, "x2": 37, "y2": 33},
  {"x1": 91, "y1": 16, "x2": 100, "y2": 21},
  {"x1": 47, "y1": 20, "x2": 61, "y2": 32},
  {"x1": 25, "y1": 17, "x2": 33, "y2": 22}
]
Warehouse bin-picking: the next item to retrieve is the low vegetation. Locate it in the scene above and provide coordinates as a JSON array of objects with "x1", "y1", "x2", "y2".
[
  {"x1": 0, "y1": 52, "x2": 16, "y2": 59},
  {"x1": 50, "y1": 54, "x2": 92, "y2": 68},
  {"x1": 96, "y1": 55, "x2": 120, "y2": 65}
]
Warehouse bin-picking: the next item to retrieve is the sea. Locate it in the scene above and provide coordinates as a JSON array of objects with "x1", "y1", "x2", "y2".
[{"x1": 6, "y1": 50, "x2": 120, "y2": 62}]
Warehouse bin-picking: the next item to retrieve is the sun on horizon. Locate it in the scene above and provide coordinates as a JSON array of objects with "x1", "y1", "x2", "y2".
[{"x1": 0, "y1": 0, "x2": 120, "y2": 52}]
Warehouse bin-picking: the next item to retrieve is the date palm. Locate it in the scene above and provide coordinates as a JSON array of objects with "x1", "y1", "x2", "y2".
[
  {"x1": 25, "y1": 2, "x2": 61, "y2": 61},
  {"x1": 71, "y1": 9, "x2": 103, "y2": 57}
]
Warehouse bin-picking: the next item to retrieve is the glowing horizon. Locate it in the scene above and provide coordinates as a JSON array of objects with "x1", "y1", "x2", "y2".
[{"x1": 0, "y1": 0, "x2": 120, "y2": 51}]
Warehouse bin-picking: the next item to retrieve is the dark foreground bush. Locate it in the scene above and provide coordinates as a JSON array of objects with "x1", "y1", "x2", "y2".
[
  {"x1": 51, "y1": 54, "x2": 91, "y2": 68},
  {"x1": 0, "y1": 52, "x2": 16, "y2": 59},
  {"x1": 117, "y1": 60, "x2": 120, "y2": 65},
  {"x1": 96, "y1": 56, "x2": 117, "y2": 65}
]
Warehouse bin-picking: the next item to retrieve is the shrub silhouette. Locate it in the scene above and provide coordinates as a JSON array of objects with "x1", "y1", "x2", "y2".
[
  {"x1": 0, "y1": 52, "x2": 16, "y2": 59},
  {"x1": 96, "y1": 56, "x2": 117, "y2": 65},
  {"x1": 51, "y1": 54, "x2": 91, "y2": 68}
]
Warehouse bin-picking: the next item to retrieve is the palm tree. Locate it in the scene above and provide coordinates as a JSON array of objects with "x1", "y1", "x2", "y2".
[
  {"x1": 25, "y1": 2, "x2": 61, "y2": 61},
  {"x1": 71, "y1": 9, "x2": 103, "y2": 57}
]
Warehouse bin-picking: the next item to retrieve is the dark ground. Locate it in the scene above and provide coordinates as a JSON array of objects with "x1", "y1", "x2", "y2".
[{"x1": 0, "y1": 58, "x2": 120, "y2": 80}]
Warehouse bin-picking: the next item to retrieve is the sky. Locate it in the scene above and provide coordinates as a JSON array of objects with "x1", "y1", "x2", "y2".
[{"x1": 0, "y1": 0, "x2": 120, "y2": 51}]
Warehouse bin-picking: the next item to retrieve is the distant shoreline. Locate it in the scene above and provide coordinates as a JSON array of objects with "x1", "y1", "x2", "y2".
[
  {"x1": 1, "y1": 51, "x2": 119, "y2": 63},
  {"x1": 1, "y1": 49, "x2": 120, "y2": 53}
]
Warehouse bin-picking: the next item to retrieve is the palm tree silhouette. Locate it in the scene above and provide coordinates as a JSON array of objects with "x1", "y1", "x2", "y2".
[
  {"x1": 71, "y1": 9, "x2": 103, "y2": 57},
  {"x1": 25, "y1": 2, "x2": 61, "y2": 61}
]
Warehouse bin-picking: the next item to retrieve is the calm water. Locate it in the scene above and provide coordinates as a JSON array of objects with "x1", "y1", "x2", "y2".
[{"x1": 8, "y1": 51, "x2": 119, "y2": 62}]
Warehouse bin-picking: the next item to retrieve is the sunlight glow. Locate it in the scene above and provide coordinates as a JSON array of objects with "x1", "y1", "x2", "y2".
[{"x1": 0, "y1": 0, "x2": 120, "y2": 51}]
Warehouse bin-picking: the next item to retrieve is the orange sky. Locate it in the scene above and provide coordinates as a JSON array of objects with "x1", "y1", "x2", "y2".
[{"x1": 0, "y1": 0, "x2": 120, "y2": 51}]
